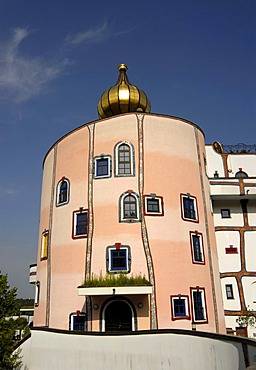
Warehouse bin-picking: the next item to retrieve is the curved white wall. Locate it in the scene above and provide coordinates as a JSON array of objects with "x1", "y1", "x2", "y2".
[{"x1": 19, "y1": 330, "x2": 239, "y2": 370}]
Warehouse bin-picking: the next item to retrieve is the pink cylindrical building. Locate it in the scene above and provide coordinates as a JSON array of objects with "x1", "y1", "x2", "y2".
[{"x1": 34, "y1": 65, "x2": 225, "y2": 334}]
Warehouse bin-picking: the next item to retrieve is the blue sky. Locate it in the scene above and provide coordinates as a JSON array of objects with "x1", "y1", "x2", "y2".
[{"x1": 0, "y1": 0, "x2": 255, "y2": 298}]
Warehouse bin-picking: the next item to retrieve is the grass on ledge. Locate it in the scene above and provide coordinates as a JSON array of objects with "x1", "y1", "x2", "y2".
[{"x1": 82, "y1": 273, "x2": 151, "y2": 287}]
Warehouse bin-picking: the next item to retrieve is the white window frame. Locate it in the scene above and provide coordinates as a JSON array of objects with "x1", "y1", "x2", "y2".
[
  {"x1": 144, "y1": 195, "x2": 164, "y2": 216},
  {"x1": 190, "y1": 231, "x2": 205, "y2": 264},
  {"x1": 70, "y1": 312, "x2": 86, "y2": 331},
  {"x1": 181, "y1": 194, "x2": 198, "y2": 222},
  {"x1": 93, "y1": 155, "x2": 112, "y2": 179},
  {"x1": 106, "y1": 245, "x2": 131, "y2": 273},
  {"x1": 190, "y1": 287, "x2": 207, "y2": 323},
  {"x1": 35, "y1": 281, "x2": 40, "y2": 306},
  {"x1": 171, "y1": 295, "x2": 190, "y2": 320},
  {"x1": 119, "y1": 191, "x2": 141, "y2": 222},
  {"x1": 56, "y1": 178, "x2": 70, "y2": 206},
  {"x1": 72, "y1": 209, "x2": 88, "y2": 239},
  {"x1": 114, "y1": 141, "x2": 135, "y2": 177}
]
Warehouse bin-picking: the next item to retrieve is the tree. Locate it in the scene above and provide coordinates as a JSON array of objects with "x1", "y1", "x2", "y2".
[
  {"x1": 236, "y1": 306, "x2": 256, "y2": 329},
  {"x1": 0, "y1": 273, "x2": 27, "y2": 369}
]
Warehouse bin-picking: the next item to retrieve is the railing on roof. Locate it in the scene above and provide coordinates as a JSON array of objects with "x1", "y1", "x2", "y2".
[{"x1": 222, "y1": 143, "x2": 256, "y2": 154}]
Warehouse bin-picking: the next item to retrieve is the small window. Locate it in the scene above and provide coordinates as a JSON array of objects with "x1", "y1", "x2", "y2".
[
  {"x1": 190, "y1": 232, "x2": 204, "y2": 264},
  {"x1": 94, "y1": 155, "x2": 111, "y2": 179},
  {"x1": 114, "y1": 142, "x2": 135, "y2": 177},
  {"x1": 106, "y1": 245, "x2": 131, "y2": 273},
  {"x1": 35, "y1": 281, "x2": 40, "y2": 306},
  {"x1": 225, "y1": 284, "x2": 234, "y2": 299},
  {"x1": 235, "y1": 171, "x2": 248, "y2": 178},
  {"x1": 171, "y1": 295, "x2": 190, "y2": 320},
  {"x1": 69, "y1": 312, "x2": 86, "y2": 331},
  {"x1": 72, "y1": 209, "x2": 88, "y2": 239},
  {"x1": 56, "y1": 178, "x2": 70, "y2": 206},
  {"x1": 119, "y1": 191, "x2": 141, "y2": 222},
  {"x1": 144, "y1": 195, "x2": 164, "y2": 216},
  {"x1": 191, "y1": 287, "x2": 207, "y2": 323},
  {"x1": 41, "y1": 230, "x2": 49, "y2": 260},
  {"x1": 221, "y1": 209, "x2": 230, "y2": 218},
  {"x1": 181, "y1": 194, "x2": 198, "y2": 222}
]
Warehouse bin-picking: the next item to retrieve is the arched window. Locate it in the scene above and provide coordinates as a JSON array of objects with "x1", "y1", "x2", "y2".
[
  {"x1": 114, "y1": 142, "x2": 135, "y2": 177},
  {"x1": 56, "y1": 178, "x2": 70, "y2": 206},
  {"x1": 124, "y1": 194, "x2": 137, "y2": 219},
  {"x1": 119, "y1": 191, "x2": 141, "y2": 222},
  {"x1": 235, "y1": 171, "x2": 248, "y2": 178}
]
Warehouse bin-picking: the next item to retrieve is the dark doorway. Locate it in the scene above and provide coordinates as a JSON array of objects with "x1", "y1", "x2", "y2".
[{"x1": 105, "y1": 300, "x2": 132, "y2": 332}]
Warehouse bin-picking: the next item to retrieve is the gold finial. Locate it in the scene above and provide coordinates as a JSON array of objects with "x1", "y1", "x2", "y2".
[
  {"x1": 118, "y1": 64, "x2": 128, "y2": 72},
  {"x1": 97, "y1": 64, "x2": 151, "y2": 118}
]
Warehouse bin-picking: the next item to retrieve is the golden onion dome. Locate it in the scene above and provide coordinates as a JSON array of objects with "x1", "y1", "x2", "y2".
[{"x1": 97, "y1": 64, "x2": 151, "y2": 118}]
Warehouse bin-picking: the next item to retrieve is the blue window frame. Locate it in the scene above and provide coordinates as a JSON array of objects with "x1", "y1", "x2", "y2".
[
  {"x1": 173, "y1": 299, "x2": 186, "y2": 317},
  {"x1": 181, "y1": 194, "x2": 198, "y2": 221},
  {"x1": 111, "y1": 250, "x2": 127, "y2": 271},
  {"x1": 183, "y1": 197, "x2": 196, "y2": 219},
  {"x1": 96, "y1": 158, "x2": 109, "y2": 176},
  {"x1": 106, "y1": 245, "x2": 131, "y2": 273},
  {"x1": 70, "y1": 312, "x2": 87, "y2": 331},
  {"x1": 94, "y1": 155, "x2": 111, "y2": 179},
  {"x1": 73, "y1": 315, "x2": 86, "y2": 331}
]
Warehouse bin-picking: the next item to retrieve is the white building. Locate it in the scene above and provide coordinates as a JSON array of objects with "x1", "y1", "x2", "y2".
[{"x1": 206, "y1": 142, "x2": 256, "y2": 337}]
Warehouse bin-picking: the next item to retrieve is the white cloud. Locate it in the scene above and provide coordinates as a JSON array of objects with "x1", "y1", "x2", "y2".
[
  {"x1": 0, "y1": 28, "x2": 69, "y2": 102},
  {"x1": 0, "y1": 187, "x2": 15, "y2": 195},
  {"x1": 65, "y1": 21, "x2": 109, "y2": 45}
]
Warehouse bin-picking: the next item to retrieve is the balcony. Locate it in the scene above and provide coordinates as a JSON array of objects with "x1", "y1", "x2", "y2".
[
  {"x1": 78, "y1": 285, "x2": 153, "y2": 296},
  {"x1": 29, "y1": 264, "x2": 37, "y2": 284},
  {"x1": 78, "y1": 273, "x2": 152, "y2": 297}
]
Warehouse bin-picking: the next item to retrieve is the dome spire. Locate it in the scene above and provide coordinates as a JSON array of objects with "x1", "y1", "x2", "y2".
[{"x1": 97, "y1": 64, "x2": 151, "y2": 119}]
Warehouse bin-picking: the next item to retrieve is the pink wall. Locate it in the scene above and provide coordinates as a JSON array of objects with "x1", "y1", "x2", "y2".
[{"x1": 34, "y1": 113, "x2": 225, "y2": 333}]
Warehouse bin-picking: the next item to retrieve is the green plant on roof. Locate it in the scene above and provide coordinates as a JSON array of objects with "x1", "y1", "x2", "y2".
[{"x1": 82, "y1": 272, "x2": 151, "y2": 287}]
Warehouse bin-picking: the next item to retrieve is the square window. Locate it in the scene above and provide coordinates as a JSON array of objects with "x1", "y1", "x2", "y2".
[
  {"x1": 191, "y1": 287, "x2": 207, "y2": 323},
  {"x1": 144, "y1": 195, "x2": 164, "y2": 216},
  {"x1": 94, "y1": 156, "x2": 111, "y2": 179},
  {"x1": 72, "y1": 210, "x2": 88, "y2": 239},
  {"x1": 225, "y1": 284, "x2": 234, "y2": 299},
  {"x1": 174, "y1": 299, "x2": 186, "y2": 316},
  {"x1": 181, "y1": 194, "x2": 198, "y2": 222},
  {"x1": 190, "y1": 232, "x2": 204, "y2": 264},
  {"x1": 221, "y1": 209, "x2": 231, "y2": 218},
  {"x1": 111, "y1": 250, "x2": 127, "y2": 271},
  {"x1": 106, "y1": 245, "x2": 131, "y2": 273},
  {"x1": 70, "y1": 313, "x2": 86, "y2": 331},
  {"x1": 171, "y1": 295, "x2": 190, "y2": 320}
]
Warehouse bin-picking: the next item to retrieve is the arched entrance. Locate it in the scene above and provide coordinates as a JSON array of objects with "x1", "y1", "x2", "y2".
[{"x1": 102, "y1": 299, "x2": 135, "y2": 332}]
